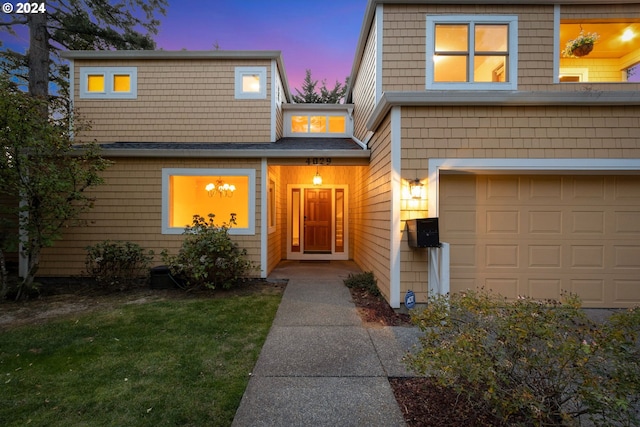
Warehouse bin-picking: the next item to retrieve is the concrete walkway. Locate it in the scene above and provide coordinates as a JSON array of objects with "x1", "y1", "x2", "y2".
[{"x1": 232, "y1": 261, "x2": 422, "y2": 427}]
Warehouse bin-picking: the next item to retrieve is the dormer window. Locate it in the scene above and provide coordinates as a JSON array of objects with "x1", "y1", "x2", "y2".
[{"x1": 283, "y1": 106, "x2": 352, "y2": 138}]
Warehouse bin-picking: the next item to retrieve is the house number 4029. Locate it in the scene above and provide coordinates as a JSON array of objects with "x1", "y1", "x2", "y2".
[{"x1": 306, "y1": 157, "x2": 332, "y2": 165}]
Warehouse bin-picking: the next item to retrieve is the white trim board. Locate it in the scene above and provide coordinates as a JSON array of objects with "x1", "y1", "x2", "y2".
[{"x1": 428, "y1": 158, "x2": 640, "y2": 216}]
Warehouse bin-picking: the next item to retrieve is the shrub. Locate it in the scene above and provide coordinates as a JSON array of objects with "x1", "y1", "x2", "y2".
[
  {"x1": 406, "y1": 290, "x2": 640, "y2": 426},
  {"x1": 85, "y1": 241, "x2": 154, "y2": 290},
  {"x1": 161, "y1": 214, "x2": 254, "y2": 290},
  {"x1": 343, "y1": 271, "x2": 380, "y2": 296}
]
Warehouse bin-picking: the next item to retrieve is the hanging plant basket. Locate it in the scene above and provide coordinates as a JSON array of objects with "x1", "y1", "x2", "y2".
[
  {"x1": 562, "y1": 30, "x2": 599, "y2": 58},
  {"x1": 571, "y1": 43, "x2": 594, "y2": 57}
]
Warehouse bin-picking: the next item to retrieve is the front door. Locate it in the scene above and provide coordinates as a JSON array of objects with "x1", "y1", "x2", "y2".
[
  {"x1": 304, "y1": 189, "x2": 332, "y2": 253},
  {"x1": 287, "y1": 185, "x2": 348, "y2": 260}
]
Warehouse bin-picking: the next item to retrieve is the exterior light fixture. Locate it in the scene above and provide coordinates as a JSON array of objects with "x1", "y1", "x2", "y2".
[
  {"x1": 409, "y1": 178, "x2": 423, "y2": 199},
  {"x1": 205, "y1": 178, "x2": 236, "y2": 197},
  {"x1": 313, "y1": 166, "x2": 322, "y2": 186}
]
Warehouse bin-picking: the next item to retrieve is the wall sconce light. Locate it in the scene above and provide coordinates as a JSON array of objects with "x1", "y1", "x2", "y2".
[
  {"x1": 409, "y1": 178, "x2": 423, "y2": 199},
  {"x1": 205, "y1": 179, "x2": 236, "y2": 197},
  {"x1": 313, "y1": 166, "x2": 322, "y2": 186}
]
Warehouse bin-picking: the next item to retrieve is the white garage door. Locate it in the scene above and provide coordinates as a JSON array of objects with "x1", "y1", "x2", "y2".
[{"x1": 439, "y1": 174, "x2": 640, "y2": 308}]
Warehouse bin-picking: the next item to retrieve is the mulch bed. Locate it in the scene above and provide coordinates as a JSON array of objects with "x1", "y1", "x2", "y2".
[{"x1": 347, "y1": 286, "x2": 501, "y2": 427}]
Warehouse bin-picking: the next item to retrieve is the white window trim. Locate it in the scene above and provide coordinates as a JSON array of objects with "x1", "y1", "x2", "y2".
[
  {"x1": 425, "y1": 15, "x2": 518, "y2": 91},
  {"x1": 283, "y1": 111, "x2": 352, "y2": 138},
  {"x1": 79, "y1": 67, "x2": 137, "y2": 99},
  {"x1": 235, "y1": 66, "x2": 267, "y2": 99},
  {"x1": 161, "y1": 168, "x2": 256, "y2": 235}
]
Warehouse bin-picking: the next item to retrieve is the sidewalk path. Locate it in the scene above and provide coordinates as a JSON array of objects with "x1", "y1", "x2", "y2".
[{"x1": 232, "y1": 261, "x2": 421, "y2": 427}]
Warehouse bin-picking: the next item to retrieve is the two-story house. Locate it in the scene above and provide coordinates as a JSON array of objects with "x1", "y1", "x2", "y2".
[{"x1": 41, "y1": 0, "x2": 640, "y2": 309}]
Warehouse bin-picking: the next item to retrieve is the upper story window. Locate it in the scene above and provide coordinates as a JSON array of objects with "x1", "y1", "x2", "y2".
[
  {"x1": 80, "y1": 67, "x2": 137, "y2": 99},
  {"x1": 284, "y1": 112, "x2": 350, "y2": 138},
  {"x1": 426, "y1": 15, "x2": 518, "y2": 90},
  {"x1": 235, "y1": 67, "x2": 267, "y2": 99},
  {"x1": 558, "y1": 21, "x2": 640, "y2": 83}
]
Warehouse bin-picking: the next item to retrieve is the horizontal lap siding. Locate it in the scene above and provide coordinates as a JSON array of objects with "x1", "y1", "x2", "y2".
[
  {"x1": 402, "y1": 105, "x2": 640, "y2": 159},
  {"x1": 352, "y1": 15, "x2": 378, "y2": 142},
  {"x1": 399, "y1": 104, "x2": 640, "y2": 302},
  {"x1": 381, "y1": 4, "x2": 640, "y2": 92},
  {"x1": 73, "y1": 59, "x2": 272, "y2": 143},
  {"x1": 354, "y1": 114, "x2": 393, "y2": 302},
  {"x1": 38, "y1": 158, "x2": 262, "y2": 277}
]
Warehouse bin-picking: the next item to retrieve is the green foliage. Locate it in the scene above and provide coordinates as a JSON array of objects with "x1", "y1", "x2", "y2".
[
  {"x1": 343, "y1": 271, "x2": 380, "y2": 296},
  {"x1": 0, "y1": 76, "x2": 110, "y2": 299},
  {"x1": 85, "y1": 241, "x2": 154, "y2": 290},
  {"x1": 0, "y1": 294, "x2": 281, "y2": 426},
  {"x1": 1, "y1": 0, "x2": 167, "y2": 98},
  {"x1": 406, "y1": 290, "x2": 640, "y2": 426},
  {"x1": 161, "y1": 214, "x2": 255, "y2": 291},
  {"x1": 292, "y1": 69, "x2": 349, "y2": 104}
]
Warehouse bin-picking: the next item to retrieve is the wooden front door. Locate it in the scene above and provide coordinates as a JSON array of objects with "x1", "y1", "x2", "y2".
[{"x1": 304, "y1": 189, "x2": 332, "y2": 252}]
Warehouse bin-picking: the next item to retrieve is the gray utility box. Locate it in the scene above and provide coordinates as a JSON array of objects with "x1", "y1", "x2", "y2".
[{"x1": 406, "y1": 218, "x2": 440, "y2": 248}]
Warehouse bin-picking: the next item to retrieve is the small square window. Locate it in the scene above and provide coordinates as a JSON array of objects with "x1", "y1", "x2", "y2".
[
  {"x1": 235, "y1": 67, "x2": 267, "y2": 99},
  {"x1": 87, "y1": 74, "x2": 105, "y2": 92},
  {"x1": 80, "y1": 67, "x2": 137, "y2": 99},
  {"x1": 113, "y1": 74, "x2": 131, "y2": 92}
]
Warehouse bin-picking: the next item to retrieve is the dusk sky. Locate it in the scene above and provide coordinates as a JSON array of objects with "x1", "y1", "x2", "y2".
[
  {"x1": 0, "y1": 0, "x2": 369, "y2": 92},
  {"x1": 149, "y1": 0, "x2": 368, "y2": 91}
]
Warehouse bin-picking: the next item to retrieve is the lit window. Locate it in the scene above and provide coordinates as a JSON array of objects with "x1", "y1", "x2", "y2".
[
  {"x1": 291, "y1": 116, "x2": 309, "y2": 133},
  {"x1": 113, "y1": 74, "x2": 131, "y2": 92},
  {"x1": 310, "y1": 116, "x2": 326, "y2": 133},
  {"x1": 87, "y1": 74, "x2": 105, "y2": 92},
  {"x1": 427, "y1": 15, "x2": 518, "y2": 90},
  {"x1": 80, "y1": 67, "x2": 137, "y2": 99},
  {"x1": 162, "y1": 168, "x2": 256, "y2": 235},
  {"x1": 289, "y1": 115, "x2": 347, "y2": 135},
  {"x1": 328, "y1": 116, "x2": 346, "y2": 133},
  {"x1": 242, "y1": 74, "x2": 261, "y2": 93},
  {"x1": 235, "y1": 67, "x2": 267, "y2": 99}
]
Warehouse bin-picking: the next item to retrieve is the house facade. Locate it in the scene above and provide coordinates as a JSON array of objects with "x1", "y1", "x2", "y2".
[{"x1": 44, "y1": 0, "x2": 640, "y2": 308}]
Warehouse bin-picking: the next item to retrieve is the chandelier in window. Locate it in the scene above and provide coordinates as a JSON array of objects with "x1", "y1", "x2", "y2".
[{"x1": 205, "y1": 179, "x2": 236, "y2": 197}]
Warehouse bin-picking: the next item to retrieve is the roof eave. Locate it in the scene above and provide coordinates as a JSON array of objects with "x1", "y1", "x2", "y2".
[{"x1": 367, "y1": 90, "x2": 640, "y2": 131}]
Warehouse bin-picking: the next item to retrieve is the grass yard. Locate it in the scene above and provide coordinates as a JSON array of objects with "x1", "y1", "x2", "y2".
[{"x1": 0, "y1": 292, "x2": 281, "y2": 426}]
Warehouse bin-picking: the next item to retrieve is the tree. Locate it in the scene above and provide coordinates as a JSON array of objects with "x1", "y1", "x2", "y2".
[
  {"x1": 0, "y1": 76, "x2": 110, "y2": 299},
  {"x1": 0, "y1": 0, "x2": 167, "y2": 99},
  {"x1": 292, "y1": 69, "x2": 348, "y2": 104}
]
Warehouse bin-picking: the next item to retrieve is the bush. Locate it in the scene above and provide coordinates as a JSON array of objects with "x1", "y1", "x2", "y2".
[
  {"x1": 85, "y1": 241, "x2": 154, "y2": 290},
  {"x1": 406, "y1": 290, "x2": 640, "y2": 426},
  {"x1": 343, "y1": 271, "x2": 380, "y2": 296},
  {"x1": 161, "y1": 214, "x2": 254, "y2": 290}
]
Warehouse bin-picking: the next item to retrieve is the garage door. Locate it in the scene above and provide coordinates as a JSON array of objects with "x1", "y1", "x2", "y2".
[{"x1": 439, "y1": 174, "x2": 640, "y2": 308}]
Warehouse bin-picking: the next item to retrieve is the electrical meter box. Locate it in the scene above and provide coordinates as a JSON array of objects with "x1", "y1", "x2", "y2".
[{"x1": 406, "y1": 218, "x2": 440, "y2": 248}]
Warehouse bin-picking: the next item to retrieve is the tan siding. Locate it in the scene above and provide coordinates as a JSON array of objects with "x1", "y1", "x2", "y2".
[
  {"x1": 353, "y1": 114, "x2": 393, "y2": 302},
  {"x1": 73, "y1": 59, "x2": 273, "y2": 143},
  {"x1": 352, "y1": 13, "x2": 378, "y2": 141},
  {"x1": 266, "y1": 165, "x2": 282, "y2": 274},
  {"x1": 401, "y1": 105, "x2": 640, "y2": 160},
  {"x1": 380, "y1": 3, "x2": 640, "y2": 92},
  {"x1": 39, "y1": 158, "x2": 262, "y2": 277}
]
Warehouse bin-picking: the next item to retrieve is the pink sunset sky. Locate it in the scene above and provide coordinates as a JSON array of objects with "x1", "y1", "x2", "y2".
[{"x1": 154, "y1": 0, "x2": 369, "y2": 92}]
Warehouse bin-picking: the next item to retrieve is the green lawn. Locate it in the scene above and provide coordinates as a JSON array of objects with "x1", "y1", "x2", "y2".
[{"x1": 0, "y1": 293, "x2": 281, "y2": 426}]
